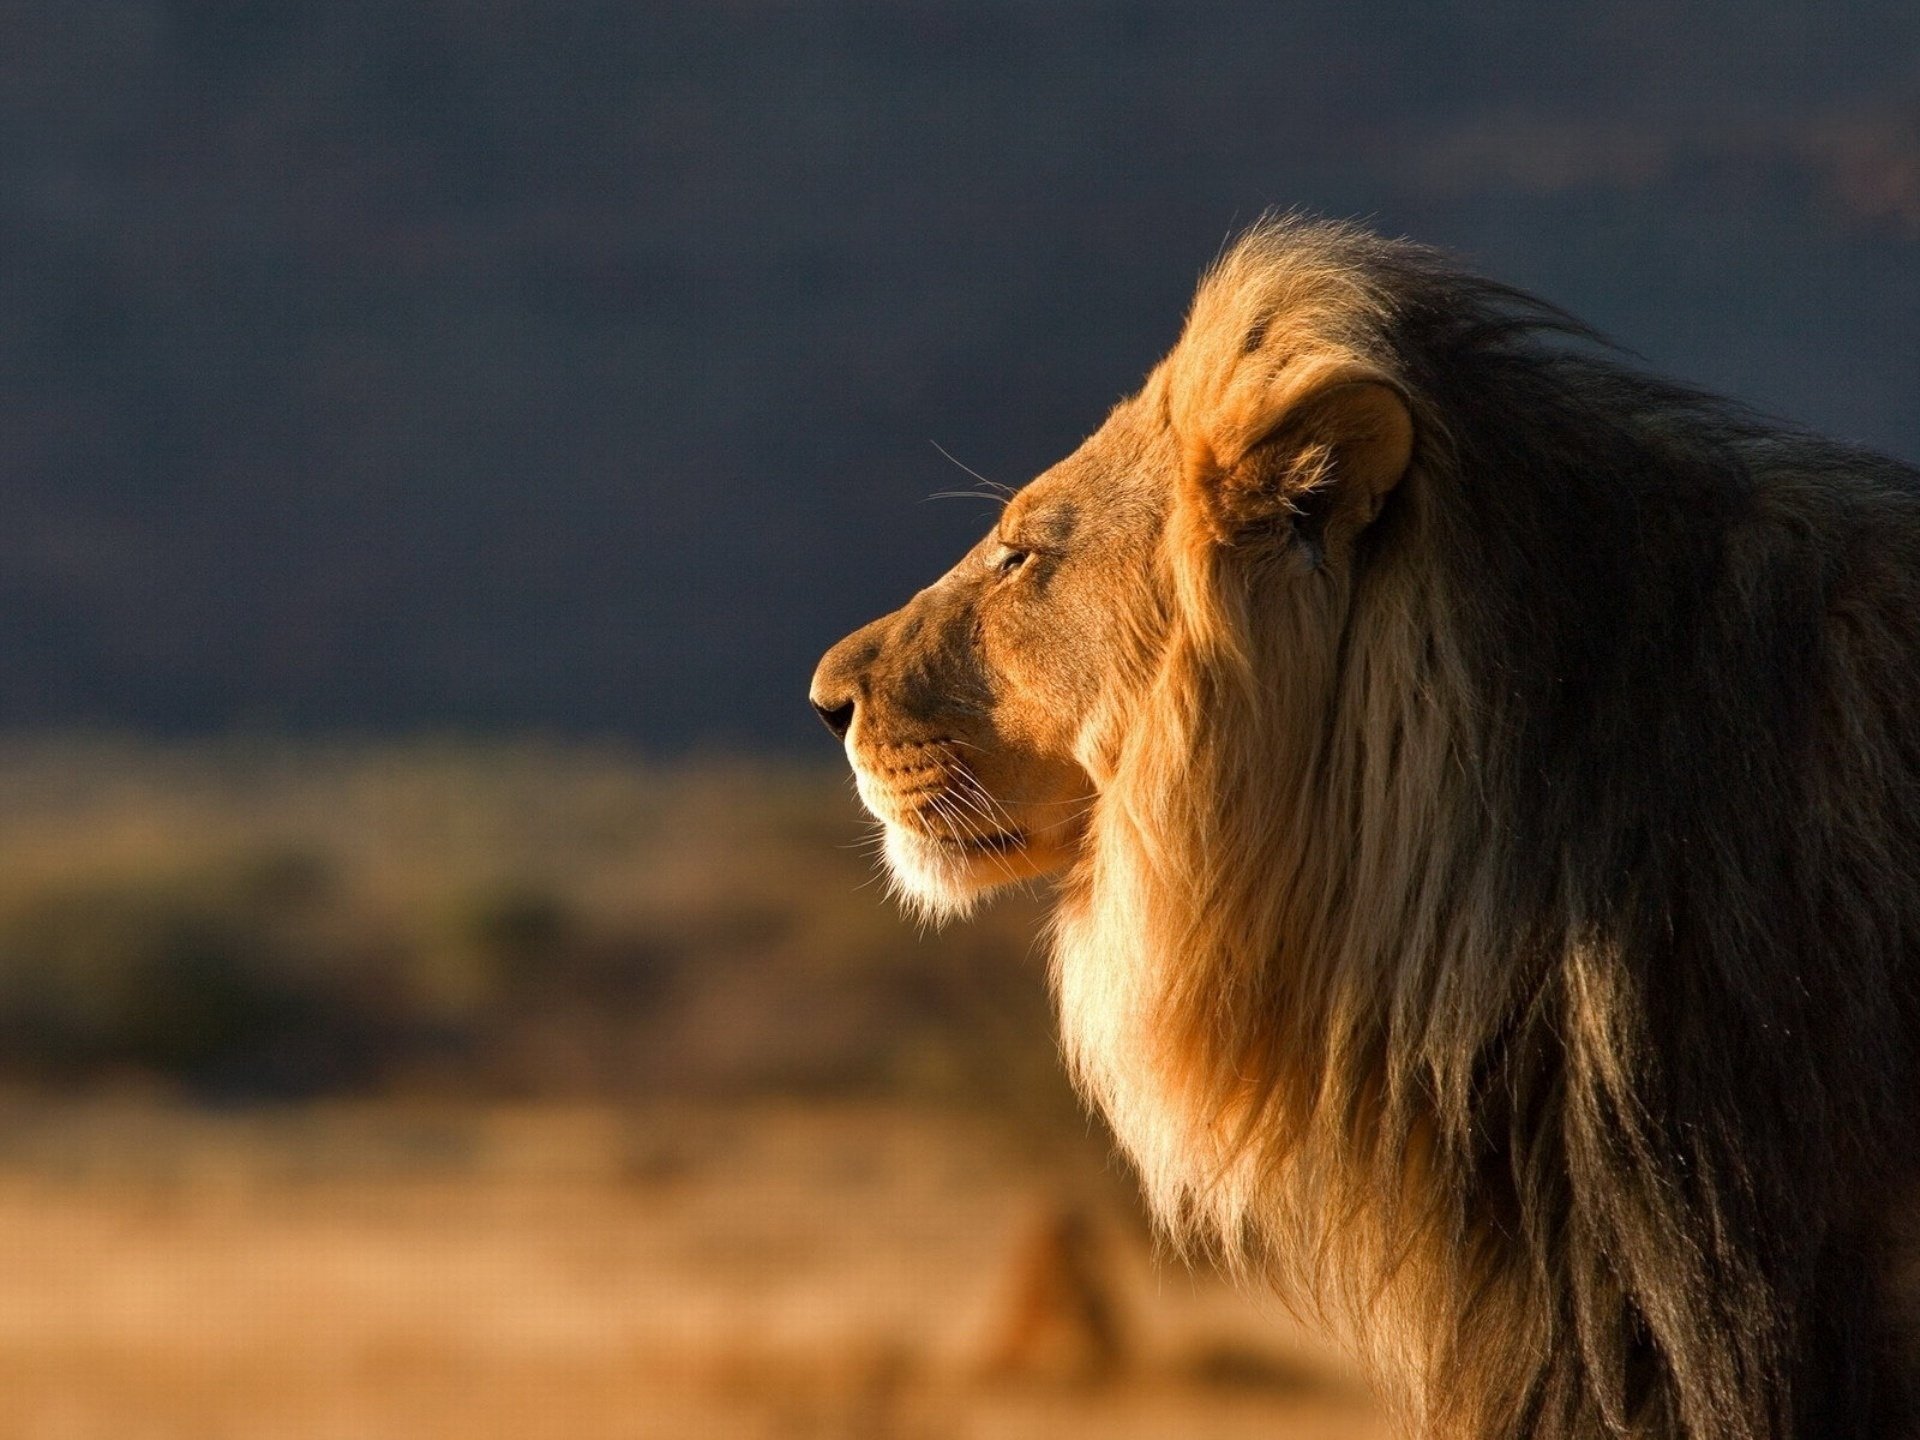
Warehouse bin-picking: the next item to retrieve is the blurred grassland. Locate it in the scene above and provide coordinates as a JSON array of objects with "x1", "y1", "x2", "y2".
[
  {"x1": 0, "y1": 737, "x2": 1390, "y2": 1438},
  {"x1": 0, "y1": 736, "x2": 1067, "y2": 1117}
]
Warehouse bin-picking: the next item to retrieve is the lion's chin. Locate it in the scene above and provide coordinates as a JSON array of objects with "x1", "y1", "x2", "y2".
[{"x1": 881, "y1": 824, "x2": 1040, "y2": 923}]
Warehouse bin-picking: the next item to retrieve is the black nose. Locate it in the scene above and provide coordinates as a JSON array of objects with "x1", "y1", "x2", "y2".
[{"x1": 812, "y1": 697, "x2": 855, "y2": 740}]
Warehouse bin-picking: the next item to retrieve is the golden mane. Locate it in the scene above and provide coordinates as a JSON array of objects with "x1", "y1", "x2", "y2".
[{"x1": 1051, "y1": 219, "x2": 1920, "y2": 1438}]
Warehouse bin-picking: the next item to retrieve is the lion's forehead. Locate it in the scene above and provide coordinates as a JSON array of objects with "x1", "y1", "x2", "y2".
[{"x1": 1011, "y1": 389, "x2": 1176, "y2": 536}]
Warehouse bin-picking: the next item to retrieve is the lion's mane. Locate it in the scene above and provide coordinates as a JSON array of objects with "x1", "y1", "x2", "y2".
[{"x1": 1053, "y1": 220, "x2": 1920, "y2": 1439}]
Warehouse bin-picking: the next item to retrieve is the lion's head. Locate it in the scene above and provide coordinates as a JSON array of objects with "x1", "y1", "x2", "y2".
[
  {"x1": 811, "y1": 218, "x2": 1920, "y2": 1440},
  {"x1": 810, "y1": 225, "x2": 1413, "y2": 921}
]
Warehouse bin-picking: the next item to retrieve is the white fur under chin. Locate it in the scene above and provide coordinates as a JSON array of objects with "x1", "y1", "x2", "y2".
[{"x1": 881, "y1": 824, "x2": 992, "y2": 924}]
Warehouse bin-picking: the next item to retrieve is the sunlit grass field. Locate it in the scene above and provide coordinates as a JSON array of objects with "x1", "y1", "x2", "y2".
[{"x1": 0, "y1": 739, "x2": 1384, "y2": 1438}]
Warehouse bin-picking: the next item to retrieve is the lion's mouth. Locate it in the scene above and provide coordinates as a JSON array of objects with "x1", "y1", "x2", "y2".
[
  {"x1": 861, "y1": 773, "x2": 1030, "y2": 859},
  {"x1": 951, "y1": 827, "x2": 1025, "y2": 855},
  {"x1": 900, "y1": 818, "x2": 1026, "y2": 856},
  {"x1": 861, "y1": 771, "x2": 1087, "y2": 915}
]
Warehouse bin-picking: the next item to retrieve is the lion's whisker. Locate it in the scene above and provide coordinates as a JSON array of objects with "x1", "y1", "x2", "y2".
[{"x1": 927, "y1": 441, "x2": 1013, "y2": 498}]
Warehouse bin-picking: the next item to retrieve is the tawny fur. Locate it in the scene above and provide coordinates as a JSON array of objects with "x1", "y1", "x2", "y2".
[{"x1": 815, "y1": 218, "x2": 1920, "y2": 1439}]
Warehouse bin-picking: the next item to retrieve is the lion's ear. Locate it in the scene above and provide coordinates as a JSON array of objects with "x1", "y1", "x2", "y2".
[{"x1": 1184, "y1": 361, "x2": 1413, "y2": 554}]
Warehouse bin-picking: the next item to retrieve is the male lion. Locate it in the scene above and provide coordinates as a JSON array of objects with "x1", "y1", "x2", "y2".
[{"x1": 809, "y1": 218, "x2": 1920, "y2": 1439}]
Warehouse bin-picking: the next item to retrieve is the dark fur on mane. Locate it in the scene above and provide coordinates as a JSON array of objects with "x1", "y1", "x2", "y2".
[{"x1": 1302, "y1": 226, "x2": 1920, "y2": 1437}]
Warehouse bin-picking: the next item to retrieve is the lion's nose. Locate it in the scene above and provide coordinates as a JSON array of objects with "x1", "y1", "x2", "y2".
[
  {"x1": 812, "y1": 695, "x2": 855, "y2": 740},
  {"x1": 812, "y1": 615, "x2": 890, "y2": 744}
]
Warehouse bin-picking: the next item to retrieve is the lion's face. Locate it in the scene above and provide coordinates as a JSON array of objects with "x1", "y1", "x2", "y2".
[
  {"x1": 809, "y1": 387, "x2": 1177, "y2": 915},
  {"x1": 812, "y1": 250, "x2": 1414, "y2": 918}
]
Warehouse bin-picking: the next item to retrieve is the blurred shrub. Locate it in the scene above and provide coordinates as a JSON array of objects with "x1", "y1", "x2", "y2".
[
  {"x1": 0, "y1": 739, "x2": 1074, "y2": 1118},
  {"x1": 0, "y1": 858, "x2": 375, "y2": 1094}
]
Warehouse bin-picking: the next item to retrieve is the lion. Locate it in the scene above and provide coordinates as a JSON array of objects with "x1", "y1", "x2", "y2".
[{"x1": 809, "y1": 217, "x2": 1920, "y2": 1439}]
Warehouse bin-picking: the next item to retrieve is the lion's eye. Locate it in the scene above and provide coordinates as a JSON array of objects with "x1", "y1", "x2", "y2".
[{"x1": 991, "y1": 544, "x2": 1032, "y2": 577}]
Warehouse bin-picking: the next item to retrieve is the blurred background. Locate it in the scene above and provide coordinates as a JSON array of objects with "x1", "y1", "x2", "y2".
[{"x1": 0, "y1": 3, "x2": 1916, "y2": 1437}]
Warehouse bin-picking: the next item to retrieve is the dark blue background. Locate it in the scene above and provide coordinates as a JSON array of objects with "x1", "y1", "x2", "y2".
[{"x1": 5, "y1": 1, "x2": 1917, "y2": 747}]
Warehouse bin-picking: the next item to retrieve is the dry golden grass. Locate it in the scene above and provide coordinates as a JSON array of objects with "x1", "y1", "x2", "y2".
[{"x1": 0, "y1": 1100, "x2": 1385, "y2": 1440}]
